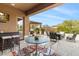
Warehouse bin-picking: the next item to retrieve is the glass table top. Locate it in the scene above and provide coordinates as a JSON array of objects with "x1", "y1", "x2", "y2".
[{"x1": 25, "y1": 35, "x2": 50, "y2": 44}]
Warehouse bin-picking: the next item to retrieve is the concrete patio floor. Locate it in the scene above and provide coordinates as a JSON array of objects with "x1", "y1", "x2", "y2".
[
  {"x1": 52, "y1": 38, "x2": 79, "y2": 56},
  {"x1": 1, "y1": 34, "x2": 79, "y2": 56},
  {"x1": 0, "y1": 39, "x2": 55, "y2": 56}
]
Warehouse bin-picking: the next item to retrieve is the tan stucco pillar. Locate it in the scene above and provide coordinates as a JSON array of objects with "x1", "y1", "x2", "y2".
[{"x1": 23, "y1": 16, "x2": 30, "y2": 36}]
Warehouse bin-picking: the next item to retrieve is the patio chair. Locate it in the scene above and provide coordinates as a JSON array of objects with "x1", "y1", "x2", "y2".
[
  {"x1": 20, "y1": 47, "x2": 34, "y2": 56},
  {"x1": 56, "y1": 34, "x2": 61, "y2": 40},
  {"x1": 57, "y1": 32, "x2": 65, "y2": 39},
  {"x1": 66, "y1": 33, "x2": 77, "y2": 42},
  {"x1": 10, "y1": 46, "x2": 35, "y2": 56},
  {"x1": 39, "y1": 46, "x2": 55, "y2": 56},
  {"x1": 49, "y1": 32, "x2": 61, "y2": 42}
]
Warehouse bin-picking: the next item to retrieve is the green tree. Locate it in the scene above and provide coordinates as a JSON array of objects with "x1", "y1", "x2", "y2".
[{"x1": 57, "y1": 20, "x2": 79, "y2": 33}]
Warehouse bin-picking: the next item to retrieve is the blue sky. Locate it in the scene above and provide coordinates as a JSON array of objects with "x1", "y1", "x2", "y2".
[{"x1": 29, "y1": 3, "x2": 79, "y2": 26}]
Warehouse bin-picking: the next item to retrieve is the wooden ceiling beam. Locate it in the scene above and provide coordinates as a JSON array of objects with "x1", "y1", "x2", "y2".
[{"x1": 25, "y1": 3, "x2": 55, "y2": 16}]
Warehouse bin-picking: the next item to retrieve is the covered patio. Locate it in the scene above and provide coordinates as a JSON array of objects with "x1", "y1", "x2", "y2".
[{"x1": 0, "y1": 3, "x2": 62, "y2": 56}]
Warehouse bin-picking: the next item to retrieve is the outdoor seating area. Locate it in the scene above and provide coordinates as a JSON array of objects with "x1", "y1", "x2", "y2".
[
  {"x1": 0, "y1": 3, "x2": 61, "y2": 56},
  {"x1": 49, "y1": 32, "x2": 64, "y2": 42},
  {"x1": 0, "y1": 32, "x2": 61, "y2": 56},
  {"x1": 0, "y1": 3, "x2": 79, "y2": 56},
  {"x1": 66, "y1": 33, "x2": 77, "y2": 42},
  {"x1": 0, "y1": 32, "x2": 79, "y2": 56}
]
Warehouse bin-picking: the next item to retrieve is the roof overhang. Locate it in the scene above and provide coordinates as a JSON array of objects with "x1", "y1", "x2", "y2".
[
  {"x1": 1, "y1": 3, "x2": 63, "y2": 16},
  {"x1": 25, "y1": 3, "x2": 63, "y2": 16}
]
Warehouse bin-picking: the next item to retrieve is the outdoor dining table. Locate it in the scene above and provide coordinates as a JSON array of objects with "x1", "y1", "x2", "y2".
[{"x1": 25, "y1": 35, "x2": 50, "y2": 56}]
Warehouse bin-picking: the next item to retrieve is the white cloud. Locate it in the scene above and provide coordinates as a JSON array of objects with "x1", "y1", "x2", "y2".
[
  {"x1": 30, "y1": 14, "x2": 67, "y2": 22},
  {"x1": 29, "y1": 17, "x2": 49, "y2": 22},
  {"x1": 46, "y1": 15, "x2": 66, "y2": 20},
  {"x1": 30, "y1": 10, "x2": 68, "y2": 22},
  {"x1": 39, "y1": 14, "x2": 66, "y2": 21},
  {"x1": 52, "y1": 7, "x2": 77, "y2": 16}
]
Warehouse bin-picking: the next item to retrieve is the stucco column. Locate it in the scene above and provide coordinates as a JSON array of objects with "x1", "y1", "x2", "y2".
[{"x1": 23, "y1": 16, "x2": 30, "y2": 36}]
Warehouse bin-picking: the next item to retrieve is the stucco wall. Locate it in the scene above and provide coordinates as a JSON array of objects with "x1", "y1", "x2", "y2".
[{"x1": 0, "y1": 4, "x2": 26, "y2": 32}]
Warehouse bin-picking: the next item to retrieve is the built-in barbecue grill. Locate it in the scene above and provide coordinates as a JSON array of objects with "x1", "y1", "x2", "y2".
[{"x1": 0, "y1": 32, "x2": 20, "y2": 55}]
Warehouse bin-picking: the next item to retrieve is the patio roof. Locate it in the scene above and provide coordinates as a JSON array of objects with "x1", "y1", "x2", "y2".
[
  {"x1": 0, "y1": 3, "x2": 62, "y2": 35},
  {"x1": 1, "y1": 3, "x2": 62, "y2": 16}
]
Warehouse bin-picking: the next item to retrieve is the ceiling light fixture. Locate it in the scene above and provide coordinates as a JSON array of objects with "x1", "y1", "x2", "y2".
[
  {"x1": 11, "y1": 3, "x2": 15, "y2": 6},
  {"x1": 0, "y1": 12, "x2": 3, "y2": 15}
]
